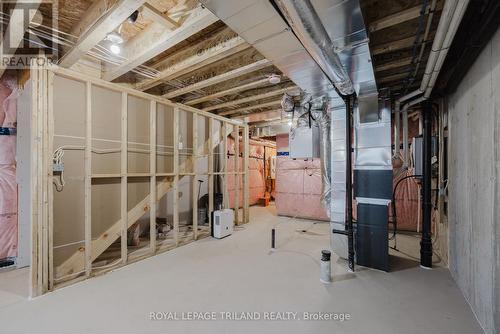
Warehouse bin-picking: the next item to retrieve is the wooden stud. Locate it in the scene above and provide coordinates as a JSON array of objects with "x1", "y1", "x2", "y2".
[
  {"x1": 121, "y1": 92, "x2": 128, "y2": 264},
  {"x1": 242, "y1": 122, "x2": 250, "y2": 224},
  {"x1": 192, "y1": 114, "x2": 198, "y2": 240},
  {"x1": 173, "y1": 107, "x2": 180, "y2": 246},
  {"x1": 234, "y1": 125, "x2": 240, "y2": 225},
  {"x1": 47, "y1": 71, "x2": 55, "y2": 291},
  {"x1": 208, "y1": 118, "x2": 214, "y2": 228},
  {"x1": 150, "y1": 101, "x2": 157, "y2": 253},
  {"x1": 222, "y1": 122, "x2": 229, "y2": 209},
  {"x1": 84, "y1": 81, "x2": 92, "y2": 277}
]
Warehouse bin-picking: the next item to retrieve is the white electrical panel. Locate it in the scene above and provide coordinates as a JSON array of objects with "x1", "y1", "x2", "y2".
[{"x1": 289, "y1": 125, "x2": 320, "y2": 159}]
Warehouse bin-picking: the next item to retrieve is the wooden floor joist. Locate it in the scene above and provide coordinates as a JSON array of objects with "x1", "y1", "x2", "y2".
[
  {"x1": 136, "y1": 35, "x2": 251, "y2": 91},
  {"x1": 203, "y1": 86, "x2": 297, "y2": 113},
  {"x1": 162, "y1": 59, "x2": 273, "y2": 99},
  {"x1": 185, "y1": 78, "x2": 270, "y2": 106},
  {"x1": 219, "y1": 100, "x2": 282, "y2": 117},
  {"x1": 102, "y1": 7, "x2": 218, "y2": 81},
  {"x1": 59, "y1": 0, "x2": 146, "y2": 68}
]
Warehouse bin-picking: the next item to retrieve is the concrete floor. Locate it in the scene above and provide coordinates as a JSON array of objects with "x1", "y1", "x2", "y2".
[{"x1": 0, "y1": 205, "x2": 483, "y2": 334}]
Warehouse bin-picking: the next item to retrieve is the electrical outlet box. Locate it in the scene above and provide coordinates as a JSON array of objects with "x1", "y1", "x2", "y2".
[{"x1": 53, "y1": 163, "x2": 64, "y2": 172}]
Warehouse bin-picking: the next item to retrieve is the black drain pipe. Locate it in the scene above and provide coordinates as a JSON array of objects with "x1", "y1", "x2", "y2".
[
  {"x1": 346, "y1": 95, "x2": 355, "y2": 272},
  {"x1": 421, "y1": 101, "x2": 433, "y2": 268}
]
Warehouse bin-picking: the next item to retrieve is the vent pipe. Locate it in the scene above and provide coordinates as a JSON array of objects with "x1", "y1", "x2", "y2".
[{"x1": 273, "y1": 0, "x2": 355, "y2": 96}]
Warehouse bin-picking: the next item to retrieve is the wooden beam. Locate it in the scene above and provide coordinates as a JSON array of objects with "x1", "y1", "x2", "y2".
[
  {"x1": 163, "y1": 59, "x2": 272, "y2": 99},
  {"x1": 0, "y1": 0, "x2": 42, "y2": 78},
  {"x1": 378, "y1": 72, "x2": 411, "y2": 84},
  {"x1": 185, "y1": 78, "x2": 271, "y2": 106},
  {"x1": 242, "y1": 122, "x2": 249, "y2": 224},
  {"x1": 375, "y1": 57, "x2": 413, "y2": 72},
  {"x1": 103, "y1": 7, "x2": 218, "y2": 81},
  {"x1": 234, "y1": 125, "x2": 239, "y2": 224},
  {"x1": 203, "y1": 86, "x2": 297, "y2": 113},
  {"x1": 84, "y1": 81, "x2": 92, "y2": 276},
  {"x1": 141, "y1": 3, "x2": 179, "y2": 29},
  {"x1": 120, "y1": 92, "x2": 128, "y2": 264},
  {"x1": 192, "y1": 114, "x2": 198, "y2": 240},
  {"x1": 136, "y1": 36, "x2": 250, "y2": 91},
  {"x1": 371, "y1": 32, "x2": 435, "y2": 56},
  {"x1": 149, "y1": 100, "x2": 156, "y2": 253},
  {"x1": 369, "y1": 5, "x2": 423, "y2": 32},
  {"x1": 59, "y1": 0, "x2": 146, "y2": 68},
  {"x1": 219, "y1": 100, "x2": 282, "y2": 117}
]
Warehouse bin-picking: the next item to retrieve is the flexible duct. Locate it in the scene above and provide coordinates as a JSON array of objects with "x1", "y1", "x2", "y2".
[{"x1": 274, "y1": 0, "x2": 355, "y2": 96}]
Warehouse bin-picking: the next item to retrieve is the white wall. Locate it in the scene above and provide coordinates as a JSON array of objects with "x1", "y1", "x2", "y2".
[{"x1": 448, "y1": 26, "x2": 500, "y2": 334}]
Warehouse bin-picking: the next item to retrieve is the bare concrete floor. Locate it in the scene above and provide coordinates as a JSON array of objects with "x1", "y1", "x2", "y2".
[{"x1": 0, "y1": 205, "x2": 483, "y2": 333}]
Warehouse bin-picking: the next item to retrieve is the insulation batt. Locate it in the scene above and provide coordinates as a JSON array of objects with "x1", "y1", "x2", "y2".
[
  {"x1": 0, "y1": 77, "x2": 18, "y2": 259},
  {"x1": 275, "y1": 134, "x2": 328, "y2": 221},
  {"x1": 226, "y1": 137, "x2": 266, "y2": 207}
]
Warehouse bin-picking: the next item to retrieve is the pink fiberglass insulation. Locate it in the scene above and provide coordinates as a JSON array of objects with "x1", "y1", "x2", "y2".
[
  {"x1": 0, "y1": 77, "x2": 18, "y2": 259},
  {"x1": 275, "y1": 133, "x2": 328, "y2": 221},
  {"x1": 226, "y1": 137, "x2": 266, "y2": 207}
]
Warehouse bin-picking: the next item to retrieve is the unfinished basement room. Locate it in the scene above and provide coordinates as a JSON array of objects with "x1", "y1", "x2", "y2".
[{"x1": 0, "y1": 0, "x2": 499, "y2": 333}]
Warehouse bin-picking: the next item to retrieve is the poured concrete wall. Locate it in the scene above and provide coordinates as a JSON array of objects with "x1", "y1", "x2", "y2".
[{"x1": 448, "y1": 27, "x2": 500, "y2": 334}]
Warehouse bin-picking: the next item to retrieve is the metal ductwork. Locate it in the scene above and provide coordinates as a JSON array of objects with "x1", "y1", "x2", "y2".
[
  {"x1": 202, "y1": 0, "x2": 390, "y2": 271},
  {"x1": 273, "y1": 0, "x2": 354, "y2": 96}
]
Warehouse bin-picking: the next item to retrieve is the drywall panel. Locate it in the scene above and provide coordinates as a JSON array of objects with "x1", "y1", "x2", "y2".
[
  {"x1": 91, "y1": 86, "x2": 121, "y2": 175},
  {"x1": 156, "y1": 103, "x2": 174, "y2": 174},
  {"x1": 127, "y1": 95, "x2": 150, "y2": 174},
  {"x1": 448, "y1": 26, "x2": 500, "y2": 334},
  {"x1": 52, "y1": 76, "x2": 86, "y2": 274}
]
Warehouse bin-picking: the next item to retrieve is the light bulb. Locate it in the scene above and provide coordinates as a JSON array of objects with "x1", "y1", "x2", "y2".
[
  {"x1": 287, "y1": 121, "x2": 292, "y2": 126},
  {"x1": 110, "y1": 44, "x2": 121, "y2": 55}
]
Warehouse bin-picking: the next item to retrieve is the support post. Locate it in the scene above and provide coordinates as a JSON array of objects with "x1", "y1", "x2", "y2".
[
  {"x1": 208, "y1": 118, "x2": 214, "y2": 230},
  {"x1": 346, "y1": 96, "x2": 355, "y2": 272},
  {"x1": 234, "y1": 125, "x2": 240, "y2": 225},
  {"x1": 192, "y1": 114, "x2": 198, "y2": 240},
  {"x1": 149, "y1": 101, "x2": 157, "y2": 253},
  {"x1": 421, "y1": 101, "x2": 433, "y2": 268},
  {"x1": 242, "y1": 122, "x2": 250, "y2": 224},
  {"x1": 85, "y1": 81, "x2": 92, "y2": 276},
  {"x1": 121, "y1": 92, "x2": 128, "y2": 264},
  {"x1": 173, "y1": 107, "x2": 179, "y2": 246}
]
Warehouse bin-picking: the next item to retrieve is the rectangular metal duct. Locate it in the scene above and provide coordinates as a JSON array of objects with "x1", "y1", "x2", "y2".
[{"x1": 199, "y1": 0, "x2": 374, "y2": 101}]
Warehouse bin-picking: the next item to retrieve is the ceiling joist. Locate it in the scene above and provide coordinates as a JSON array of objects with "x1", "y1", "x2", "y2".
[
  {"x1": 203, "y1": 86, "x2": 297, "y2": 113},
  {"x1": 162, "y1": 59, "x2": 273, "y2": 99},
  {"x1": 185, "y1": 77, "x2": 271, "y2": 106},
  {"x1": 59, "y1": 0, "x2": 146, "y2": 68},
  {"x1": 219, "y1": 99, "x2": 283, "y2": 117},
  {"x1": 136, "y1": 34, "x2": 250, "y2": 91},
  {"x1": 141, "y1": 3, "x2": 179, "y2": 30},
  {"x1": 102, "y1": 7, "x2": 218, "y2": 81},
  {"x1": 369, "y1": 5, "x2": 425, "y2": 32}
]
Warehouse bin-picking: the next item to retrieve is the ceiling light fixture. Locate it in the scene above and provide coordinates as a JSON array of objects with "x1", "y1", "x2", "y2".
[
  {"x1": 268, "y1": 74, "x2": 281, "y2": 85},
  {"x1": 110, "y1": 44, "x2": 121, "y2": 55}
]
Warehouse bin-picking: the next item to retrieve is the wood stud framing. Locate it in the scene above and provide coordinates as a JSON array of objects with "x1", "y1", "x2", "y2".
[{"x1": 30, "y1": 65, "x2": 250, "y2": 296}]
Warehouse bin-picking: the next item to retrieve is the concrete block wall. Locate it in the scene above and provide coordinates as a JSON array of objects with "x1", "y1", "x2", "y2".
[{"x1": 448, "y1": 26, "x2": 500, "y2": 334}]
